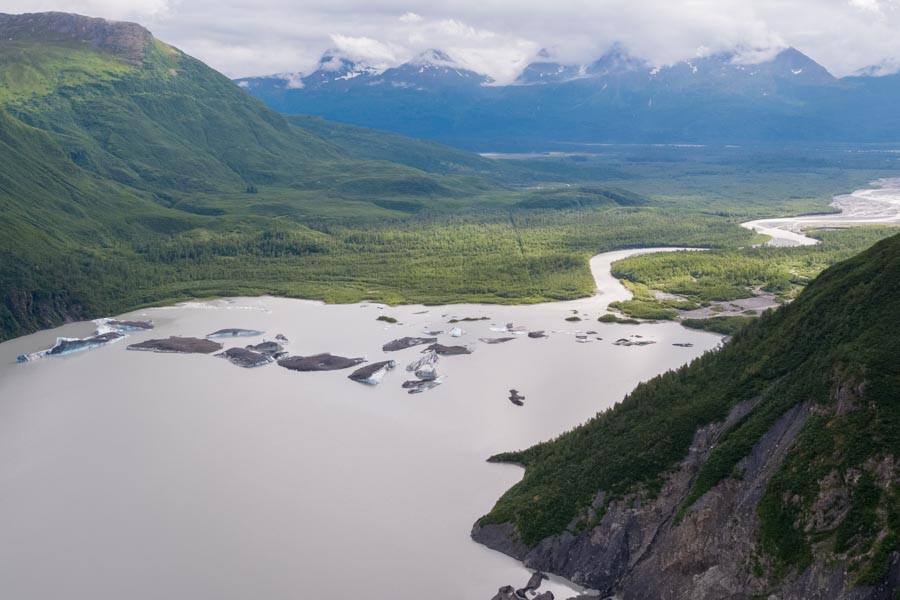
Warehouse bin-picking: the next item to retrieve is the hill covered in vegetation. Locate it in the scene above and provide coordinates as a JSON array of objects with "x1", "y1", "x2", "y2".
[
  {"x1": 474, "y1": 232, "x2": 900, "y2": 598},
  {"x1": 2, "y1": 12, "x2": 897, "y2": 345}
]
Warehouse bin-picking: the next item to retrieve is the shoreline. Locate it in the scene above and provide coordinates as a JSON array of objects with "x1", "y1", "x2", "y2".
[
  {"x1": 2, "y1": 245, "x2": 710, "y2": 349},
  {"x1": 0, "y1": 254, "x2": 722, "y2": 600}
]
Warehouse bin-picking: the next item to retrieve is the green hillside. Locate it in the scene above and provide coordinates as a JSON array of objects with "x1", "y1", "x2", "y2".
[
  {"x1": 478, "y1": 231, "x2": 900, "y2": 589},
  {"x1": 2, "y1": 13, "x2": 896, "y2": 344},
  {"x1": 0, "y1": 13, "x2": 511, "y2": 339}
]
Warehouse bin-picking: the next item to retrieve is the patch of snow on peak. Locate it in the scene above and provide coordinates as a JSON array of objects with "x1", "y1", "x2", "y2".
[
  {"x1": 410, "y1": 49, "x2": 457, "y2": 68},
  {"x1": 335, "y1": 72, "x2": 360, "y2": 81}
]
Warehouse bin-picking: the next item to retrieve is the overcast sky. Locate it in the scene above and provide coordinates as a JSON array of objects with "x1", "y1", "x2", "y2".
[{"x1": 4, "y1": 0, "x2": 900, "y2": 82}]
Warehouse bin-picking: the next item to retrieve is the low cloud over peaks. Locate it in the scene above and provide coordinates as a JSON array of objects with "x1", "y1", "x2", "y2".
[{"x1": 4, "y1": 0, "x2": 900, "y2": 80}]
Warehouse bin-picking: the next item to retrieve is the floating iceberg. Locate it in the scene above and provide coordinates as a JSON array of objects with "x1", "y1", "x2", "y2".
[
  {"x1": 206, "y1": 328, "x2": 263, "y2": 339},
  {"x1": 479, "y1": 337, "x2": 516, "y2": 344},
  {"x1": 414, "y1": 364, "x2": 438, "y2": 381},
  {"x1": 406, "y1": 351, "x2": 439, "y2": 372},
  {"x1": 423, "y1": 343, "x2": 473, "y2": 356},
  {"x1": 17, "y1": 331, "x2": 126, "y2": 363},
  {"x1": 449, "y1": 327, "x2": 465, "y2": 338},
  {"x1": 383, "y1": 337, "x2": 437, "y2": 352},
  {"x1": 216, "y1": 347, "x2": 273, "y2": 368},
  {"x1": 98, "y1": 319, "x2": 154, "y2": 332},
  {"x1": 245, "y1": 340, "x2": 287, "y2": 359},
  {"x1": 490, "y1": 323, "x2": 527, "y2": 335},
  {"x1": 128, "y1": 336, "x2": 223, "y2": 354},
  {"x1": 278, "y1": 353, "x2": 366, "y2": 372},
  {"x1": 348, "y1": 360, "x2": 396, "y2": 385},
  {"x1": 402, "y1": 377, "x2": 445, "y2": 394},
  {"x1": 613, "y1": 338, "x2": 656, "y2": 347}
]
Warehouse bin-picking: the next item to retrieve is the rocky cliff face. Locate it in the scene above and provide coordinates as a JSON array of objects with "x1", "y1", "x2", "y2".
[
  {"x1": 474, "y1": 395, "x2": 899, "y2": 599},
  {"x1": 473, "y1": 234, "x2": 900, "y2": 599},
  {"x1": 0, "y1": 12, "x2": 153, "y2": 64}
]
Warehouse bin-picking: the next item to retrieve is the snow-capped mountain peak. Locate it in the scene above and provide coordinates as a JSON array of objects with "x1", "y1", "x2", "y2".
[{"x1": 409, "y1": 49, "x2": 456, "y2": 67}]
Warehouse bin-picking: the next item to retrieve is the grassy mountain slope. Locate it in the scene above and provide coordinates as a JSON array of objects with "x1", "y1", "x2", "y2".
[
  {"x1": 477, "y1": 232, "x2": 900, "y2": 594},
  {"x1": 0, "y1": 12, "x2": 516, "y2": 339}
]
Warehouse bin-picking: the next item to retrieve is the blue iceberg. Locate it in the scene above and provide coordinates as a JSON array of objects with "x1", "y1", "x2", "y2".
[{"x1": 17, "y1": 331, "x2": 126, "y2": 363}]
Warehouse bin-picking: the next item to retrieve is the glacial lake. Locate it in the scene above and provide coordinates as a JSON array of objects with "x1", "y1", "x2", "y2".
[
  {"x1": 0, "y1": 247, "x2": 725, "y2": 599},
  {"x1": 3, "y1": 174, "x2": 898, "y2": 599}
]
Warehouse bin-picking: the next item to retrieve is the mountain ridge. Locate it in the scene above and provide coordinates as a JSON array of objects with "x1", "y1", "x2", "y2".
[{"x1": 237, "y1": 44, "x2": 900, "y2": 149}]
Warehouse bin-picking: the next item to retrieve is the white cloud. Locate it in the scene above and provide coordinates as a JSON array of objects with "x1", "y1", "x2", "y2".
[
  {"x1": 3, "y1": 0, "x2": 174, "y2": 19},
  {"x1": 2, "y1": 0, "x2": 900, "y2": 80},
  {"x1": 329, "y1": 34, "x2": 399, "y2": 66},
  {"x1": 849, "y1": 0, "x2": 883, "y2": 14},
  {"x1": 279, "y1": 72, "x2": 304, "y2": 88}
]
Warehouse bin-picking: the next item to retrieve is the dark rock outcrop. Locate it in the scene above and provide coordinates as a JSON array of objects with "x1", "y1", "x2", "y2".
[
  {"x1": 490, "y1": 586, "x2": 518, "y2": 600},
  {"x1": 0, "y1": 12, "x2": 154, "y2": 65},
  {"x1": 472, "y1": 400, "x2": 881, "y2": 599},
  {"x1": 519, "y1": 571, "x2": 549, "y2": 596},
  {"x1": 278, "y1": 353, "x2": 365, "y2": 372},
  {"x1": 127, "y1": 336, "x2": 222, "y2": 354}
]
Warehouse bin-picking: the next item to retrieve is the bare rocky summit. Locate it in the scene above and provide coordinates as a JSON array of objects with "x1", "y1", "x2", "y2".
[{"x1": 0, "y1": 12, "x2": 154, "y2": 64}]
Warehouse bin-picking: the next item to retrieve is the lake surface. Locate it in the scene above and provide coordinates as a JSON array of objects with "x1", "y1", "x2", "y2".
[
  {"x1": 0, "y1": 249, "x2": 721, "y2": 600},
  {"x1": 742, "y1": 178, "x2": 900, "y2": 246}
]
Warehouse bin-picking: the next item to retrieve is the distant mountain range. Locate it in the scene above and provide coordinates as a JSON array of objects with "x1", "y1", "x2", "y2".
[{"x1": 236, "y1": 46, "x2": 900, "y2": 150}]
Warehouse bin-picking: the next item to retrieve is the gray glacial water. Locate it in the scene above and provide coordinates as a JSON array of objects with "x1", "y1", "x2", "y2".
[
  {"x1": 742, "y1": 178, "x2": 900, "y2": 246},
  {"x1": 0, "y1": 249, "x2": 721, "y2": 600}
]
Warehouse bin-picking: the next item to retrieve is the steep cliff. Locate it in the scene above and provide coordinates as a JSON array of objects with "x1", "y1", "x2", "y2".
[{"x1": 475, "y1": 234, "x2": 900, "y2": 598}]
